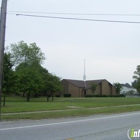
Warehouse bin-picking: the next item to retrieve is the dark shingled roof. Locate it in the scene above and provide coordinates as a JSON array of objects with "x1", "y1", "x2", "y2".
[
  {"x1": 86, "y1": 79, "x2": 106, "y2": 89},
  {"x1": 63, "y1": 79, "x2": 85, "y2": 88},
  {"x1": 63, "y1": 79, "x2": 107, "y2": 89}
]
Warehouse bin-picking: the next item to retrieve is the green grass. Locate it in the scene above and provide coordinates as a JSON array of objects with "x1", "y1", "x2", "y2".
[
  {"x1": 1, "y1": 96, "x2": 140, "y2": 120},
  {"x1": 2, "y1": 105, "x2": 140, "y2": 120}
]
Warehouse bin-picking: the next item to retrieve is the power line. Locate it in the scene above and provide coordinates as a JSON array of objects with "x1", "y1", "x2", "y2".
[
  {"x1": 15, "y1": 13, "x2": 140, "y2": 24},
  {"x1": 8, "y1": 11, "x2": 140, "y2": 17}
]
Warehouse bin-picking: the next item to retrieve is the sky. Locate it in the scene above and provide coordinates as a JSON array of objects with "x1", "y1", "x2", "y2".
[{"x1": 2, "y1": 0, "x2": 140, "y2": 84}]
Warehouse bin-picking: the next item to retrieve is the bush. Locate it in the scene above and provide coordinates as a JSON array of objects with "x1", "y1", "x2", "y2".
[
  {"x1": 85, "y1": 95, "x2": 94, "y2": 97},
  {"x1": 108, "y1": 95, "x2": 116, "y2": 97},
  {"x1": 15, "y1": 93, "x2": 20, "y2": 96},
  {"x1": 55, "y1": 95, "x2": 61, "y2": 97},
  {"x1": 95, "y1": 95, "x2": 108, "y2": 97},
  {"x1": 85, "y1": 95, "x2": 108, "y2": 97},
  {"x1": 64, "y1": 93, "x2": 71, "y2": 97},
  {"x1": 85, "y1": 94, "x2": 126, "y2": 98},
  {"x1": 108, "y1": 94, "x2": 126, "y2": 97},
  {"x1": 119, "y1": 94, "x2": 126, "y2": 97}
]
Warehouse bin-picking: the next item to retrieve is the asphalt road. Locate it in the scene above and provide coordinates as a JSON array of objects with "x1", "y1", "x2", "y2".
[{"x1": 0, "y1": 111, "x2": 140, "y2": 140}]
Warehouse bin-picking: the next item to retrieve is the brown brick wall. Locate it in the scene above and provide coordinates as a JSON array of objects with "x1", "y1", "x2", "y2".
[
  {"x1": 86, "y1": 85, "x2": 101, "y2": 95},
  {"x1": 101, "y1": 80, "x2": 109, "y2": 95},
  {"x1": 86, "y1": 80, "x2": 116, "y2": 95},
  {"x1": 61, "y1": 79, "x2": 116, "y2": 97},
  {"x1": 112, "y1": 86, "x2": 116, "y2": 95},
  {"x1": 100, "y1": 80, "x2": 116, "y2": 95},
  {"x1": 62, "y1": 80, "x2": 68, "y2": 93},
  {"x1": 68, "y1": 83, "x2": 83, "y2": 97}
]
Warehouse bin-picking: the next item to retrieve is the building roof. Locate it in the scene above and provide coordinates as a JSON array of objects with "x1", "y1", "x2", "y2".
[
  {"x1": 63, "y1": 79, "x2": 85, "y2": 88},
  {"x1": 86, "y1": 80, "x2": 106, "y2": 89},
  {"x1": 121, "y1": 83, "x2": 132, "y2": 88},
  {"x1": 63, "y1": 79, "x2": 107, "y2": 89}
]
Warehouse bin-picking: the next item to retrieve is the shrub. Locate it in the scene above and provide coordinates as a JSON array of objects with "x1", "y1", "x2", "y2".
[
  {"x1": 55, "y1": 95, "x2": 61, "y2": 97},
  {"x1": 64, "y1": 93, "x2": 71, "y2": 97},
  {"x1": 85, "y1": 95, "x2": 94, "y2": 97},
  {"x1": 85, "y1": 95, "x2": 108, "y2": 97},
  {"x1": 85, "y1": 94, "x2": 126, "y2": 98},
  {"x1": 108, "y1": 94, "x2": 126, "y2": 97},
  {"x1": 119, "y1": 94, "x2": 126, "y2": 97},
  {"x1": 108, "y1": 95, "x2": 116, "y2": 97},
  {"x1": 95, "y1": 95, "x2": 108, "y2": 97}
]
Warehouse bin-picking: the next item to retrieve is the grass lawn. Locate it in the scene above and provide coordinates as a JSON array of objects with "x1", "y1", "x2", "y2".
[{"x1": 1, "y1": 96, "x2": 140, "y2": 120}]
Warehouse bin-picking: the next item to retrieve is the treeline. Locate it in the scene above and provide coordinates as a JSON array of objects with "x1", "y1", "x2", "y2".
[{"x1": 2, "y1": 41, "x2": 62, "y2": 104}]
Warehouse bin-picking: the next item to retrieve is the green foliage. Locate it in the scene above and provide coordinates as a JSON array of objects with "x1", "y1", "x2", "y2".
[
  {"x1": 113, "y1": 82, "x2": 122, "y2": 94},
  {"x1": 64, "y1": 93, "x2": 71, "y2": 97},
  {"x1": 5, "y1": 41, "x2": 62, "y2": 102},
  {"x1": 133, "y1": 65, "x2": 140, "y2": 93},
  {"x1": 85, "y1": 95, "x2": 94, "y2": 97},
  {"x1": 45, "y1": 74, "x2": 62, "y2": 93},
  {"x1": 10, "y1": 41, "x2": 45, "y2": 66},
  {"x1": 2, "y1": 53, "x2": 19, "y2": 106},
  {"x1": 133, "y1": 65, "x2": 140, "y2": 80},
  {"x1": 85, "y1": 94, "x2": 126, "y2": 97},
  {"x1": 90, "y1": 83, "x2": 97, "y2": 95},
  {"x1": 95, "y1": 95, "x2": 108, "y2": 97},
  {"x1": 108, "y1": 94, "x2": 125, "y2": 97},
  {"x1": 55, "y1": 95, "x2": 61, "y2": 97},
  {"x1": 85, "y1": 95, "x2": 108, "y2": 97},
  {"x1": 16, "y1": 67, "x2": 43, "y2": 101}
]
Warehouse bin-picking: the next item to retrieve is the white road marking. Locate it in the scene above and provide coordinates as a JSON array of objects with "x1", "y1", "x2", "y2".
[{"x1": 0, "y1": 112, "x2": 140, "y2": 131}]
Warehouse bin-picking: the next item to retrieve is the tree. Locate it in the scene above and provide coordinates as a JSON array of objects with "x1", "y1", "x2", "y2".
[
  {"x1": 9, "y1": 41, "x2": 46, "y2": 101},
  {"x1": 133, "y1": 65, "x2": 140, "y2": 93},
  {"x1": 2, "y1": 53, "x2": 18, "y2": 106},
  {"x1": 43, "y1": 73, "x2": 62, "y2": 102},
  {"x1": 10, "y1": 41, "x2": 45, "y2": 67},
  {"x1": 90, "y1": 83, "x2": 97, "y2": 96},
  {"x1": 9, "y1": 41, "x2": 62, "y2": 102},
  {"x1": 16, "y1": 66, "x2": 43, "y2": 102},
  {"x1": 113, "y1": 83, "x2": 122, "y2": 95}
]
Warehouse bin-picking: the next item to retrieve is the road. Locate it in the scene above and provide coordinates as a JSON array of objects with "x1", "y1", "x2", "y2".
[{"x1": 0, "y1": 111, "x2": 140, "y2": 140}]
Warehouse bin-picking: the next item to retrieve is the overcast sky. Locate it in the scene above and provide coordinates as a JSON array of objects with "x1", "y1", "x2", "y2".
[{"x1": 2, "y1": 0, "x2": 140, "y2": 84}]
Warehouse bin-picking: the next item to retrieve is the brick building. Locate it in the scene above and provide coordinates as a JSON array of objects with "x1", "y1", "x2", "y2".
[{"x1": 61, "y1": 79, "x2": 116, "y2": 97}]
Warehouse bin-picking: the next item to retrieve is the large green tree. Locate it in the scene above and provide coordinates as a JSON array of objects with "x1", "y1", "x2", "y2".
[
  {"x1": 9, "y1": 41, "x2": 62, "y2": 102},
  {"x1": 10, "y1": 41, "x2": 45, "y2": 101},
  {"x1": 40, "y1": 68, "x2": 62, "y2": 102},
  {"x1": 2, "y1": 53, "x2": 18, "y2": 106},
  {"x1": 46, "y1": 74, "x2": 62, "y2": 101},
  {"x1": 16, "y1": 66, "x2": 43, "y2": 101},
  {"x1": 133, "y1": 65, "x2": 140, "y2": 93},
  {"x1": 10, "y1": 41, "x2": 45, "y2": 66}
]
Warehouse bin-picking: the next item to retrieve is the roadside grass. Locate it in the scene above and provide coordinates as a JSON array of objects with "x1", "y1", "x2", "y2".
[
  {"x1": 1, "y1": 96, "x2": 140, "y2": 120},
  {"x1": 2, "y1": 105, "x2": 140, "y2": 120}
]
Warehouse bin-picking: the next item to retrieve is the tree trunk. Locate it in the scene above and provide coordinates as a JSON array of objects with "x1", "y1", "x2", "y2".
[
  {"x1": 22, "y1": 92, "x2": 25, "y2": 97},
  {"x1": 46, "y1": 90, "x2": 50, "y2": 102},
  {"x1": 34, "y1": 93, "x2": 38, "y2": 98},
  {"x1": 3, "y1": 95, "x2": 6, "y2": 107},
  {"x1": 27, "y1": 93, "x2": 30, "y2": 102},
  {"x1": 47, "y1": 95, "x2": 49, "y2": 102},
  {"x1": 52, "y1": 92, "x2": 54, "y2": 102}
]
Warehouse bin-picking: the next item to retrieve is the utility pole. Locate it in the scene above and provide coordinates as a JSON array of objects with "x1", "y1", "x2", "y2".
[{"x1": 0, "y1": 0, "x2": 8, "y2": 121}]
